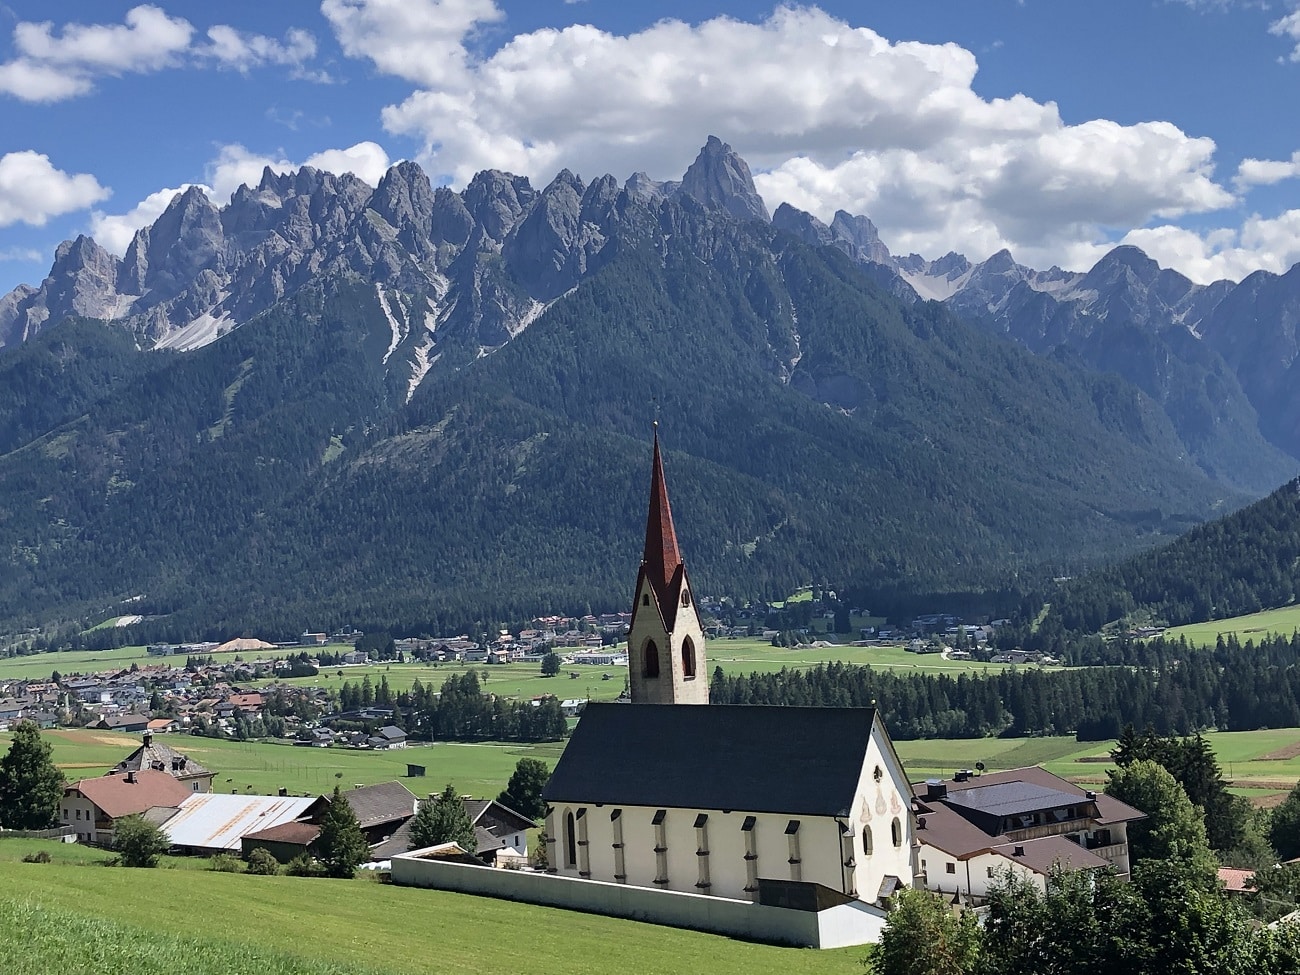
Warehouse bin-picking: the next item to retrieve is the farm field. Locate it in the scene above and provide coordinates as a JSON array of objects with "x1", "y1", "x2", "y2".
[
  {"x1": 0, "y1": 852, "x2": 857, "y2": 975},
  {"x1": 11, "y1": 725, "x2": 1299, "y2": 807},
  {"x1": 0, "y1": 637, "x2": 1028, "y2": 704},
  {"x1": 0, "y1": 728, "x2": 567, "y2": 798},
  {"x1": 1164, "y1": 604, "x2": 1300, "y2": 648}
]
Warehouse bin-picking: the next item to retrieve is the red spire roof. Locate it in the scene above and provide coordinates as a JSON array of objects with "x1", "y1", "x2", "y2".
[{"x1": 642, "y1": 424, "x2": 683, "y2": 591}]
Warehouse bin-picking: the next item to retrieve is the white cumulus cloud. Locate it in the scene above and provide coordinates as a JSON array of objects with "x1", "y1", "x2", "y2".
[
  {"x1": 1236, "y1": 151, "x2": 1300, "y2": 189},
  {"x1": 1271, "y1": 9, "x2": 1300, "y2": 61},
  {"x1": 0, "y1": 151, "x2": 110, "y2": 227},
  {"x1": 0, "y1": 5, "x2": 324, "y2": 102},
  {"x1": 323, "y1": 3, "x2": 1240, "y2": 275},
  {"x1": 1122, "y1": 212, "x2": 1300, "y2": 283}
]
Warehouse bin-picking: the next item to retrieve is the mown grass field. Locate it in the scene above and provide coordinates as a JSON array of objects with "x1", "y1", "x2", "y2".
[
  {"x1": 0, "y1": 728, "x2": 567, "y2": 798},
  {"x1": 9, "y1": 725, "x2": 1299, "y2": 807},
  {"x1": 0, "y1": 849, "x2": 858, "y2": 975},
  {"x1": 1165, "y1": 603, "x2": 1300, "y2": 648},
  {"x1": 0, "y1": 637, "x2": 1025, "y2": 699}
]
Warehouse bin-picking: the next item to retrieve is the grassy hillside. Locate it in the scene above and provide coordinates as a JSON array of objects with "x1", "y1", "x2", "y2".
[
  {"x1": 11, "y1": 726, "x2": 1298, "y2": 806},
  {"x1": 0, "y1": 854, "x2": 856, "y2": 975}
]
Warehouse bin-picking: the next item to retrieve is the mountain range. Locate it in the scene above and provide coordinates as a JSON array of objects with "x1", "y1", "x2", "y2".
[{"x1": 1, "y1": 137, "x2": 1296, "y2": 641}]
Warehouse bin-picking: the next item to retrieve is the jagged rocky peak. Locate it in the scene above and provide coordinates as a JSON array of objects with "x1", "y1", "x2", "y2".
[
  {"x1": 371, "y1": 160, "x2": 436, "y2": 234},
  {"x1": 624, "y1": 171, "x2": 677, "y2": 206},
  {"x1": 121, "y1": 185, "x2": 224, "y2": 299},
  {"x1": 677, "y1": 135, "x2": 770, "y2": 223},
  {"x1": 771, "y1": 202, "x2": 836, "y2": 246},
  {"x1": 429, "y1": 186, "x2": 474, "y2": 247},
  {"x1": 830, "y1": 210, "x2": 894, "y2": 266},
  {"x1": 461, "y1": 169, "x2": 537, "y2": 243}
]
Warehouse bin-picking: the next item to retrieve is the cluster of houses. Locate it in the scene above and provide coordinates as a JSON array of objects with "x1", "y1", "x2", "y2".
[
  {"x1": 0, "y1": 660, "x2": 332, "y2": 738},
  {"x1": 58, "y1": 730, "x2": 534, "y2": 867}
]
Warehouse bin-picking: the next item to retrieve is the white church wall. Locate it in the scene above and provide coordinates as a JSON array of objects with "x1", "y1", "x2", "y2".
[
  {"x1": 391, "y1": 850, "x2": 889, "y2": 948},
  {"x1": 550, "y1": 802, "x2": 863, "y2": 901},
  {"x1": 842, "y1": 718, "x2": 916, "y2": 898}
]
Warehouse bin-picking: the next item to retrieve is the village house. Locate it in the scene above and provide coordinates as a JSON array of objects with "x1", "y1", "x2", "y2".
[
  {"x1": 911, "y1": 766, "x2": 1145, "y2": 902},
  {"x1": 61, "y1": 770, "x2": 193, "y2": 845},
  {"x1": 109, "y1": 731, "x2": 216, "y2": 793}
]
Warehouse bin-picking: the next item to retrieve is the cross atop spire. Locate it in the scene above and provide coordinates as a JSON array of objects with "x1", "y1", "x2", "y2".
[{"x1": 642, "y1": 423, "x2": 682, "y2": 594}]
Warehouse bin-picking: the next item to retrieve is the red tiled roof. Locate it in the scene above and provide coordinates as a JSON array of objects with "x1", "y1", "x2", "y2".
[
  {"x1": 1218, "y1": 867, "x2": 1255, "y2": 893},
  {"x1": 69, "y1": 770, "x2": 192, "y2": 820}
]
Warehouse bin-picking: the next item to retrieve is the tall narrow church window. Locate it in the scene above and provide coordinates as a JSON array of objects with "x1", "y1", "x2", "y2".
[
  {"x1": 694, "y1": 813, "x2": 711, "y2": 891},
  {"x1": 786, "y1": 820, "x2": 802, "y2": 882},
  {"x1": 742, "y1": 815, "x2": 759, "y2": 900},
  {"x1": 565, "y1": 810, "x2": 577, "y2": 868},
  {"x1": 643, "y1": 639, "x2": 659, "y2": 678},
  {"x1": 611, "y1": 809, "x2": 626, "y2": 883},
  {"x1": 891, "y1": 817, "x2": 902, "y2": 848},
  {"x1": 682, "y1": 636, "x2": 697, "y2": 679},
  {"x1": 863, "y1": 826, "x2": 873, "y2": 856},
  {"x1": 576, "y1": 808, "x2": 591, "y2": 878},
  {"x1": 652, "y1": 809, "x2": 669, "y2": 886}
]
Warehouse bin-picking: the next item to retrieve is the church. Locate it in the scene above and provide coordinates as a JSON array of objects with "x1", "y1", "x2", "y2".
[{"x1": 541, "y1": 427, "x2": 917, "y2": 909}]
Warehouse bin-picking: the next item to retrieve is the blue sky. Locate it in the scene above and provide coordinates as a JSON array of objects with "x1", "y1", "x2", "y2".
[{"x1": 0, "y1": 0, "x2": 1298, "y2": 295}]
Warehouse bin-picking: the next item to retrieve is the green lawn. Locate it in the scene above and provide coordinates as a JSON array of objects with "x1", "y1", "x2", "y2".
[
  {"x1": 1164, "y1": 604, "x2": 1300, "y2": 648},
  {"x1": 0, "y1": 728, "x2": 567, "y2": 799},
  {"x1": 0, "y1": 853, "x2": 858, "y2": 975}
]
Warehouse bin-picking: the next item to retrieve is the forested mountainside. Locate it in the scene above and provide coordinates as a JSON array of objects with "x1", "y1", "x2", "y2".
[
  {"x1": 1031, "y1": 477, "x2": 1300, "y2": 640},
  {"x1": 774, "y1": 208, "x2": 1300, "y2": 495},
  {"x1": 0, "y1": 140, "x2": 1275, "y2": 640}
]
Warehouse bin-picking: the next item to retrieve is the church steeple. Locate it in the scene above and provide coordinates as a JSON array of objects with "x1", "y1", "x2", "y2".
[
  {"x1": 627, "y1": 425, "x2": 709, "y2": 705},
  {"x1": 642, "y1": 425, "x2": 682, "y2": 604}
]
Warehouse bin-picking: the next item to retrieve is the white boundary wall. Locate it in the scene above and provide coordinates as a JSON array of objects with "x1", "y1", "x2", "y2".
[{"x1": 391, "y1": 850, "x2": 887, "y2": 949}]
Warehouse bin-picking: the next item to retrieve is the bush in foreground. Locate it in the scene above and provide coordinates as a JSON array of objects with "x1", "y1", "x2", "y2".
[{"x1": 114, "y1": 815, "x2": 170, "y2": 868}]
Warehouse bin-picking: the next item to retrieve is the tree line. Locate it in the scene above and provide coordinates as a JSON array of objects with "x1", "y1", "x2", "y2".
[{"x1": 709, "y1": 631, "x2": 1300, "y2": 740}]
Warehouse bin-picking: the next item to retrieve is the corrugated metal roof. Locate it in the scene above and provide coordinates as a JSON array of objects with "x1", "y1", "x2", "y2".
[{"x1": 162, "y1": 794, "x2": 319, "y2": 851}]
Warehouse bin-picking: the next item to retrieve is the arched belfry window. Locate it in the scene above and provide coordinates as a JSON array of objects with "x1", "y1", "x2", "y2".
[
  {"x1": 682, "y1": 636, "x2": 697, "y2": 679},
  {"x1": 862, "y1": 826, "x2": 873, "y2": 856},
  {"x1": 891, "y1": 817, "x2": 902, "y2": 848},
  {"x1": 643, "y1": 639, "x2": 660, "y2": 678},
  {"x1": 565, "y1": 810, "x2": 577, "y2": 867}
]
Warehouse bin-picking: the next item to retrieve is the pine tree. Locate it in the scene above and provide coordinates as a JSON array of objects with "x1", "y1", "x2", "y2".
[
  {"x1": 0, "y1": 721, "x2": 64, "y2": 829},
  {"x1": 317, "y1": 786, "x2": 369, "y2": 878},
  {"x1": 409, "y1": 783, "x2": 477, "y2": 853},
  {"x1": 497, "y1": 758, "x2": 549, "y2": 821}
]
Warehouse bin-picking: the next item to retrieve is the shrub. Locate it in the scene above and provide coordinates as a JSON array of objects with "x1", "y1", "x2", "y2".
[
  {"x1": 114, "y1": 815, "x2": 170, "y2": 868},
  {"x1": 21, "y1": 850, "x2": 51, "y2": 864},
  {"x1": 285, "y1": 852, "x2": 321, "y2": 877},
  {"x1": 245, "y1": 848, "x2": 280, "y2": 875},
  {"x1": 208, "y1": 853, "x2": 241, "y2": 873}
]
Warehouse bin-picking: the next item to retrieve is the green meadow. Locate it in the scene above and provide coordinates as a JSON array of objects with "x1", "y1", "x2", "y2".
[
  {"x1": 10, "y1": 725, "x2": 1299, "y2": 807},
  {"x1": 0, "y1": 850, "x2": 857, "y2": 975},
  {"x1": 1164, "y1": 603, "x2": 1300, "y2": 648}
]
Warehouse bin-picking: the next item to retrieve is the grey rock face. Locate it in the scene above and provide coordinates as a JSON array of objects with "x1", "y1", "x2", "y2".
[{"x1": 676, "y1": 135, "x2": 770, "y2": 223}]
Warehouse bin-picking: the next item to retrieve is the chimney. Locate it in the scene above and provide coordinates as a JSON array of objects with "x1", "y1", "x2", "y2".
[
  {"x1": 125, "y1": 771, "x2": 136, "y2": 784},
  {"x1": 1013, "y1": 845, "x2": 1025, "y2": 857},
  {"x1": 1085, "y1": 790, "x2": 1097, "y2": 800},
  {"x1": 278, "y1": 787, "x2": 288, "y2": 797},
  {"x1": 953, "y1": 769, "x2": 969, "y2": 783},
  {"x1": 142, "y1": 731, "x2": 153, "y2": 747},
  {"x1": 925, "y1": 779, "x2": 948, "y2": 801}
]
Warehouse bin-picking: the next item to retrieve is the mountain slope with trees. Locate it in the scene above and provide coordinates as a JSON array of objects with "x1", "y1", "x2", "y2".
[{"x1": 0, "y1": 143, "x2": 1278, "y2": 641}]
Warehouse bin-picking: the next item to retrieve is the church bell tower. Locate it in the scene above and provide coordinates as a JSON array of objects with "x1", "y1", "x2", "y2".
[{"x1": 627, "y1": 425, "x2": 709, "y2": 705}]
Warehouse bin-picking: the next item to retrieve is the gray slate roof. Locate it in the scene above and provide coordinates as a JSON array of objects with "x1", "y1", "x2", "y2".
[
  {"x1": 344, "y1": 780, "x2": 419, "y2": 829},
  {"x1": 543, "y1": 703, "x2": 879, "y2": 817}
]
